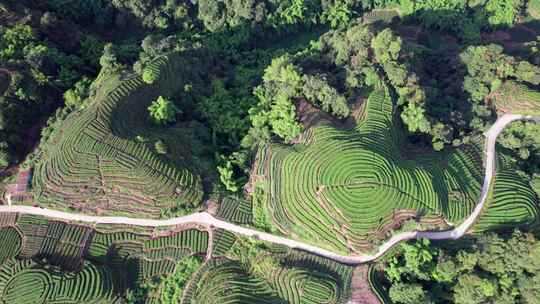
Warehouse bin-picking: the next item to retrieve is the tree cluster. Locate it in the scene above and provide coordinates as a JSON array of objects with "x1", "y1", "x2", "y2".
[
  {"x1": 399, "y1": 0, "x2": 526, "y2": 41},
  {"x1": 247, "y1": 52, "x2": 351, "y2": 144},
  {"x1": 0, "y1": 21, "x2": 96, "y2": 169},
  {"x1": 125, "y1": 256, "x2": 202, "y2": 304},
  {"x1": 384, "y1": 231, "x2": 540, "y2": 304}
]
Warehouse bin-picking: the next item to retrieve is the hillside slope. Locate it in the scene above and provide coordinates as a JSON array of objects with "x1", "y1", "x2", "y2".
[
  {"x1": 259, "y1": 88, "x2": 540, "y2": 253},
  {"x1": 31, "y1": 53, "x2": 207, "y2": 218}
]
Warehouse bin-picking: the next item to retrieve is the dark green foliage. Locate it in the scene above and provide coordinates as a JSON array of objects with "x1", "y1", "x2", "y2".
[
  {"x1": 302, "y1": 74, "x2": 350, "y2": 117},
  {"x1": 142, "y1": 68, "x2": 158, "y2": 84},
  {"x1": 461, "y1": 44, "x2": 520, "y2": 102},
  {"x1": 99, "y1": 43, "x2": 120, "y2": 71},
  {"x1": 63, "y1": 77, "x2": 92, "y2": 108},
  {"x1": 0, "y1": 142, "x2": 12, "y2": 170},
  {"x1": 0, "y1": 20, "x2": 99, "y2": 169},
  {"x1": 218, "y1": 159, "x2": 240, "y2": 192},
  {"x1": 485, "y1": 0, "x2": 524, "y2": 27},
  {"x1": 389, "y1": 282, "x2": 432, "y2": 304},
  {"x1": 155, "y1": 140, "x2": 168, "y2": 155},
  {"x1": 0, "y1": 24, "x2": 35, "y2": 61},
  {"x1": 198, "y1": 79, "x2": 251, "y2": 143},
  {"x1": 499, "y1": 121, "x2": 540, "y2": 160},
  {"x1": 398, "y1": 0, "x2": 525, "y2": 41},
  {"x1": 79, "y1": 36, "x2": 105, "y2": 68},
  {"x1": 160, "y1": 256, "x2": 202, "y2": 303},
  {"x1": 382, "y1": 231, "x2": 540, "y2": 304},
  {"x1": 249, "y1": 54, "x2": 303, "y2": 142},
  {"x1": 44, "y1": 0, "x2": 109, "y2": 25}
]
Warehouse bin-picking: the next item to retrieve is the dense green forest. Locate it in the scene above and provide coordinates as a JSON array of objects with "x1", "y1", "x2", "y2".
[
  {"x1": 378, "y1": 231, "x2": 540, "y2": 303},
  {"x1": 3, "y1": 0, "x2": 540, "y2": 303}
]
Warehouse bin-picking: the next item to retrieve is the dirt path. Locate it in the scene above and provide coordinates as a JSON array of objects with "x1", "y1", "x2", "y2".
[
  {"x1": 0, "y1": 114, "x2": 537, "y2": 264},
  {"x1": 348, "y1": 265, "x2": 381, "y2": 304}
]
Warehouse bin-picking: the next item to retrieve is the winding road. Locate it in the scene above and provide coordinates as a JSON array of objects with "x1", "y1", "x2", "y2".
[{"x1": 0, "y1": 114, "x2": 536, "y2": 264}]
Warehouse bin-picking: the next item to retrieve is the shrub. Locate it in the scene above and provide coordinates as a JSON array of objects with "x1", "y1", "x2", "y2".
[
  {"x1": 155, "y1": 140, "x2": 168, "y2": 154},
  {"x1": 142, "y1": 68, "x2": 158, "y2": 84}
]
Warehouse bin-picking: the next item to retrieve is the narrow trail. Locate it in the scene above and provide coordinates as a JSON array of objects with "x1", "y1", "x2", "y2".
[{"x1": 0, "y1": 114, "x2": 537, "y2": 264}]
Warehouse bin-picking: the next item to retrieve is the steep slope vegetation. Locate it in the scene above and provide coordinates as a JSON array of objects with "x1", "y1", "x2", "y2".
[
  {"x1": 31, "y1": 53, "x2": 207, "y2": 217},
  {"x1": 259, "y1": 88, "x2": 540, "y2": 253}
]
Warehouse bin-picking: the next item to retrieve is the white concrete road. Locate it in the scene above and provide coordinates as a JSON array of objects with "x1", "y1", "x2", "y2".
[{"x1": 0, "y1": 114, "x2": 535, "y2": 264}]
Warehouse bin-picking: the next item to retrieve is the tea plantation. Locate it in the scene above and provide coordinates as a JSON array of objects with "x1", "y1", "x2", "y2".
[
  {"x1": 258, "y1": 88, "x2": 540, "y2": 253},
  {"x1": 0, "y1": 212, "x2": 358, "y2": 304},
  {"x1": 184, "y1": 252, "x2": 353, "y2": 304},
  {"x1": 31, "y1": 54, "x2": 206, "y2": 217},
  {"x1": 0, "y1": 212, "x2": 212, "y2": 303}
]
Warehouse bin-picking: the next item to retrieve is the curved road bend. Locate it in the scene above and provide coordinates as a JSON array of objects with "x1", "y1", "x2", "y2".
[{"x1": 0, "y1": 114, "x2": 536, "y2": 265}]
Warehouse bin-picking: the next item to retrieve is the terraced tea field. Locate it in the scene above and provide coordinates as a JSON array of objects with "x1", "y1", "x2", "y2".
[
  {"x1": 0, "y1": 213, "x2": 212, "y2": 303},
  {"x1": 216, "y1": 196, "x2": 253, "y2": 224},
  {"x1": 259, "y1": 88, "x2": 540, "y2": 253},
  {"x1": 2, "y1": 39, "x2": 540, "y2": 304},
  {"x1": 0, "y1": 259, "x2": 121, "y2": 304},
  {"x1": 184, "y1": 252, "x2": 353, "y2": 304},
  {"x1": 31, "y1": 55, "x2": 205, "y2": 217},
  {"x1": 0, "y1": 210, "x2": 359, "y2": 304},
  {"x1": 475, "y1": 168, "x2": 540, "y2": 232}
]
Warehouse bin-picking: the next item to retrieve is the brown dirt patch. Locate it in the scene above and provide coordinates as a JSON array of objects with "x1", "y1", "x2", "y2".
[
  {"x1": 482, "y1": 30, "x2": 512, "y2": 43},
  {"x1": 205, "y1": 198, "x2": 219, "y2": 215},
  {"x1": 0, "y1": 164, "x2": 19, "y2": 179},
  {"x1": 490, "y1": 81, "x2": 540, "y2": 115},
  {"x1": 22, "y1": 121, "x2": 45, "y2": 156},
  {"x1": 296, "y1": 99, "x2": 340, "y2": 129},
  {"x1": 375, "y1": 209, "x2": 417, "y2": 239},
  {"x1": 343, "y1": 96, "x2": 366, "y2": 129},
  {"x1": 348, "y1": 265, "x2": 381, "y2": 304},
  {"x1": 296, "y1": 98, "x2": 362, "y2": 131}
]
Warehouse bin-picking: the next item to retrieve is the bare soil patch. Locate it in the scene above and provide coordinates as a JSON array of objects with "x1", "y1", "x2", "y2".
[
  {"x1": 296, "y1": 99, "x2": 339, "y2": 129},
  {"x1": 348, "y1": 265, "x2": 381, "y2": 304}
]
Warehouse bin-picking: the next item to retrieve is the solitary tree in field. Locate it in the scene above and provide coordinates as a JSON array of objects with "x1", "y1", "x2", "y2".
[
  {"x1": 217, "y1": 160, "x2": 239, "y2": 192},
  {"x1": 148, "y1": 96, "x2": 179, "y2": 124}
]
